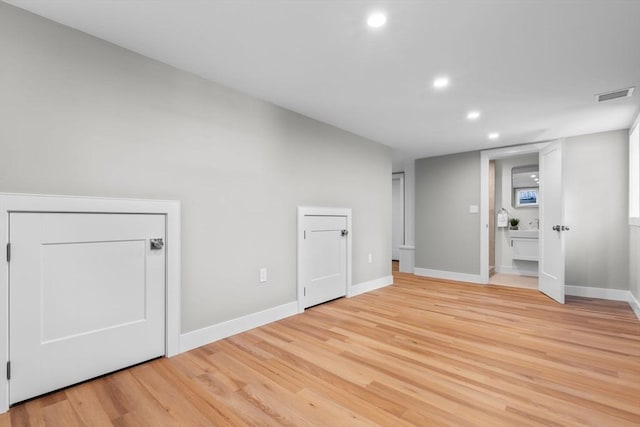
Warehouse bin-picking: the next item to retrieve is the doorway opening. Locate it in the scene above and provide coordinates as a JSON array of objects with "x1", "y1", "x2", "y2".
[
  {"x1": 489, "y1": 154, "x2": 540, "y2": 290},
  {"x1": 391, "y1": 172, "x2": 405, "y2": 261},
  {"x1": 480, "y1": 143, "x2": 548, "y2": 288}
]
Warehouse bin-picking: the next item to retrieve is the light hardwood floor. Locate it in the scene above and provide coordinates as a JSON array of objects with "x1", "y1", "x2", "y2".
[
  {"x1": 489, "y1": 272, "x2": 538, "y2": 290},
  {"x1": 1, "y1": 267, "x2": 639, "y2": 426}
]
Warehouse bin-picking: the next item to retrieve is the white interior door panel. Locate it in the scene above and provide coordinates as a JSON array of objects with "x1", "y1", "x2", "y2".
[
  {"x1": 302, "y1": 215, "x2": 348, "y2": 308},
  {"x1": 9, "y1": 212, "x2": 166, "y2": 404},
  {"x1": 539, "y1": 140, "x2": 566, "y2": 303}
]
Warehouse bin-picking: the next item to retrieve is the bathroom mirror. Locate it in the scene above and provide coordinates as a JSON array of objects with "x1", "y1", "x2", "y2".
[{"x1": 512, "y1": 165, "x2": 539, "y2": 208}]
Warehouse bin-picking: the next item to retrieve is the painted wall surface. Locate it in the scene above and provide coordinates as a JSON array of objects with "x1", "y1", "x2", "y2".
[
  {"x1": 0, "y1": 4, "x2": 392, "y2": 333},
  {"x1": 415, "y1": 129, "x2": 629, "y2": 290},
  {"x1": 564, "y1": 130, "x2": 628, "y2": 290},
  {"x1": 415, "y1": 151, "x2": 481, "y2": 275},
  {"x1": 494, "y1": 154, "x2": 539, "y2": 276}
]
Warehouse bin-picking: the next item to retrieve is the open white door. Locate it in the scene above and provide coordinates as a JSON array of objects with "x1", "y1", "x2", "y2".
[{"x1": 539, "y1": 139, "x2": 566, "y2": 303}]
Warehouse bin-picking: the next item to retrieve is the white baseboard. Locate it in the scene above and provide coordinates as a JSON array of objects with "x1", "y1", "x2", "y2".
[
  {"x1": 179, "y1": 301, "x2": 298, "y2": 353},
  {"x1": 565, "y1": 285, "x2": 630, "y2": 301},
  {"x1": 414, "y1": 268, "x2": 482, "y2": 284},
  {"x1": 627, "y1": 292, "x2": 640, "y2": 320},
  {"x1": 495, "y1": 265, "x2": 538, "y2": 277},
  {"x1": 348, "y1": 275, "x2": 393, "y2": 297}
]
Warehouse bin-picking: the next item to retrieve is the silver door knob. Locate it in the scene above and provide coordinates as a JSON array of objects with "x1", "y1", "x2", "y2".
[{"x1": 150, "y1": 238, "x2": 164, "y2": 250}]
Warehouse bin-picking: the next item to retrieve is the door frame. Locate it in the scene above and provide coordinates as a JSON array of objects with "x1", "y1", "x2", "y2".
[
  {"x1": 0, "y1": 193, "x2": 181, "y2": 413},
  {"x1": 391, "y1": 172, "x2": 405, "y2": 261},
  {"x1": 297, "y1": 206, "x2": 352, "y2": 313},
  {"x1": 479, "y1": 143, "x2": 548, "y2": 284}
]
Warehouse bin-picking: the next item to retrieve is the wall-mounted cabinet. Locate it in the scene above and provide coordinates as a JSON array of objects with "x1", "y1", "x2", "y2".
[{"x1": 511, "y1": 237, "x2": 538, "y2": 261}]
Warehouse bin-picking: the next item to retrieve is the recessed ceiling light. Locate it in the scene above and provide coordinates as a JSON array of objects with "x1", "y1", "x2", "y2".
[
  {"x1": 488, "y1": 133, "x2": 500, "y2": 140},
  {"x1": 433, "y1": 76, "x2": 450, "y2": 89},
  {"x1": 530, "y1": 174, "x2": 537, "y2": 178},
  {"x1": 467, "y1": 111, "x2": 480, "y2": 120},
  {"x1": 367, "y1": 12, "x2": 386, "y2": 28}
]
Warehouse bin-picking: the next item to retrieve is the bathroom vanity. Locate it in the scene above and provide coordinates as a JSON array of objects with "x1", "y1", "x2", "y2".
[{"x1": 509, "y1": 229, "x2": 539, "y2": 261}]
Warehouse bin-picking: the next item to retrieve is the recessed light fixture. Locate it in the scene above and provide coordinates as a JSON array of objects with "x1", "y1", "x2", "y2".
[
  {"x1": 467, "y1": 111, "x2": 480, "y2": 120},
  {"x1": 530, "y1": 174, "x2": 537, "y2": 178},
  {"x1": 433, "y1": 76, "x2": 450, "y2": 89},
  {"x1": 367, "y1": 12, "x2": 387, "y2": 28},
  {"x1": 488, "y1": 133, "x2": 500, "y2": 140}
]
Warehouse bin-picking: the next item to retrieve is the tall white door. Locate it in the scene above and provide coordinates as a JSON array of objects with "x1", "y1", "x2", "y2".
[
  {"x1": 301, "y1": 215, "x2": 348, "y2": 308},
  {"x1": 392, "y1": 174, "x2": 405, "y2": 261},
  {"x1": 539, "y1": 140, "x2": 566, "y2": 303},
  {"x1": 9, "y1": 212, "x2": 166, "y2": 404}
]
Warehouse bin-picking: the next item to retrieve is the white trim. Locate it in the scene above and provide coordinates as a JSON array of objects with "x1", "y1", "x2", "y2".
[
  {"x1": 179, "y1": 301, "x2": 298, "y2": 353},
  {"x1": 627, "y1": 292, "x2": 640, "y2": 320},
  {"x1": 480, "y1": 143, "x2": 549, "y2": 284},
  {"x1": 632, "y1": 113, "x2": 640, "y2": 134},
  {"x1": 414, "y1": 268, "x2": 483, "y2": 284},
  {"x1": 297, "y1": 206, "x2": 352, "y2": 313},
  {"x1": 0, "y1": 192, "x2": 180, "y2": 414},
  {"x1": 565, "y1": 285, "x2": 630, "y2": 301},
  {"x1": 348, "y1": 275, "x2": 393, "y2": 297},
  {"x1": 398, "y1": 245, "x2": 416, "y2": 273},
  {"x1": 391, "y1": 172, "x2": 405, "y2": 260},
  {"x1": 629, "y1": 218, "x2": 640, "y2": 227},
  {"x1": 495, "y1": 265, "x2": 539, "y2": 277}
]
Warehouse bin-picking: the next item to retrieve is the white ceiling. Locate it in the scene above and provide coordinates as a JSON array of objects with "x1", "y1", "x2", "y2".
[{"x1": 7, "y1": 0, "x2": 640, "y2": 168}]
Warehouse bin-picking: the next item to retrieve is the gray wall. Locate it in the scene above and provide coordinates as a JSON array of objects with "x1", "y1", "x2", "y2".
[
  {"x1": 0, "y1": 4, "x2": 392, "y2": 333},
  {"x1": 415, "y1": 129, "x2": 629, "y2": 290},
  {"x1": 564, "y1": 130, "x2": 628, "y2": 289},
  {"x1": 415, "y1": 151, "x2": 481, "y2": 275}
]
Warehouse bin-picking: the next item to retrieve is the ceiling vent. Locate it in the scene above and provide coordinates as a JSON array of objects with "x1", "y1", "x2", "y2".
[{"x1": 594, "y1": 87, "x2": 635, "y2": 103}]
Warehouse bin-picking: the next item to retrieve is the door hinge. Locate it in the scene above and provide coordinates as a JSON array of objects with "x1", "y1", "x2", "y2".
[
  {"x1": 6, "y1": 243, "x2": 10, "y2": 262},
  {"x1": 303, "y1": 230, "x2": 306, "y2": 239},
  {"x1": 6, "y1": 361, "x2": 10, "y2": 380},
  {"x1": 304, "y1": 287, "x2": 306, "y2": 297}
]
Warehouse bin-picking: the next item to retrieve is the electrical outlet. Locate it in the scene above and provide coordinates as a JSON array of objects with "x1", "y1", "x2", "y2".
[
  {"x1": 259, "y1": 268, "x2": 267, "y2": 283},
  {"x1": 368, "y1": 253, "x2": 373, "y2": 264}
]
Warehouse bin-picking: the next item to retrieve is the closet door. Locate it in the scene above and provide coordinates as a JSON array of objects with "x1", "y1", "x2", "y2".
[{"x1": 9, "y1": 212, "x2": 166, "y2": 404}]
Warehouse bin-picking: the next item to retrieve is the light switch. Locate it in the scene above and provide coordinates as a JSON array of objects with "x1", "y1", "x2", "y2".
[
  {"x1": 259, "y1": 268, "x2": 267, "y2": 283},
  {"x1": 469, "y1": 205, "x2": 479, "y2": 214}
]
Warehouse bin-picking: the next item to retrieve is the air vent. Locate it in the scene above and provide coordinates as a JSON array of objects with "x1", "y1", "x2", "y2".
[{"x1": 594, "y1": 87, "x2": 635, "y2": 103}]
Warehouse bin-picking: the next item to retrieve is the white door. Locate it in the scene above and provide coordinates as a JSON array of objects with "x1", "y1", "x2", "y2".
[
  {"x1": 539, "y1": 140, "x2": 566, "y2": 303},
  {"x1": 9, "y1": 212, "x2": 166, "y2": 404},
  {"x1": 392, "y1": 174, "x2": 405, "y2": 261},
  {"x1": 301, "y1": 215, "x2": 348, "y2": 308}
]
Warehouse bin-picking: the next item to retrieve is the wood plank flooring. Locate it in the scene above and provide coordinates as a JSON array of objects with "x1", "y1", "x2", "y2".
[
  {"x1": 2, "y1": 267, "x2": 639, "y2": 426},
  {"x1": 489, "y1": 272, "x2": 538, "y2": 290}
]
